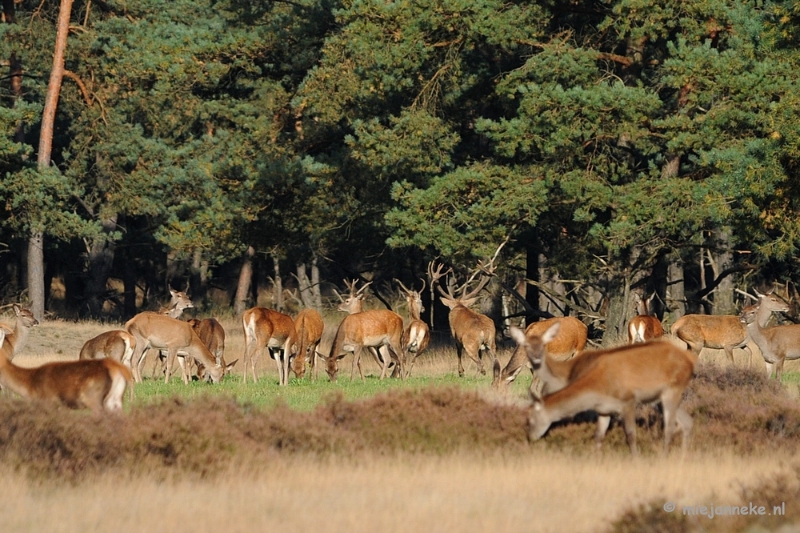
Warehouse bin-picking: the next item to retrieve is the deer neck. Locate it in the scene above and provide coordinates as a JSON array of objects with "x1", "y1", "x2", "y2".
[
  {"x1": 8, "y1": 317, "x2": 32, "y2": 354},
  {"x1": 537, "y1": 356, "x2": 572, "y2": 393},
  {"x1": 0, "y1": 355, "x2": 35, "y2": 399}
]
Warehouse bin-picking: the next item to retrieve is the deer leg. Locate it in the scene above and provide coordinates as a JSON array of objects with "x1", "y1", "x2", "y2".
[
  {"x1": 130, "y1": 342, "x2": 147, "y2": 383},
  {"x1": 273, "y1": 350, "x2": 285, "y2": 386},
  {"x1": 765, "y1": 361, "x2": 774, "y2": 379},
  {"x1": 177, "y1": 355, "x2": 189, "y2": 385},
  {"x1": 282, "y1": 343, "x2": 292, "y2": 386},
  {"x1": 776, "y1": 359, "x2": 786, "y2": 382},
  {"x1": 723, "y1": 345, "x2": 735, "y2": 366},
  {"x1": 164, "y1": 349, "x2": 178, "y2": 384},
  {"x1": 594, "y1": 415, "x2": 612, "y2": 448},
  {"x1": 675, "y1": 407, "x2": 693, "y2": 452},
  {"x1": 622, "y1": 403, "x2": 638, "y2": 456},
  {"x1": 456, "y1": 344, "x2": 465, "y2": 377},
  {"x1": 351, "y1": 347, "x2": 365, "y2": 381}
]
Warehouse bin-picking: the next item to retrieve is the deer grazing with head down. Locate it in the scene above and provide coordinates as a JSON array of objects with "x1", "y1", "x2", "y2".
[
  {"x1": 396, "y1": 278, "x2": 430, "y2": 378},
  {"x1": 627, "y1": 292, "x2": 664, "y2": 344},
  {"x1": 510, "y1": 325, "x2": 696, "y2": 455},
  {"x1": 187, "y1": 318, "x2": 238, "y2": 381},
  {"x1": 431, "y1": 263, "x2": 496, "y2": 377},
  {"x1": 492, "y1": 316, "x2": 587, "y2": 388},
  {"x1": 242, "y1": 307, "x2": 300, "y2": 386},
  {"x1": 0, "y1": 328, "x2": 133, "y2": 413},
  {"x1": 739, "y1": 295, "x2": 798, "y2": 380},
  {"x1": 671, "y1": 291, "x2": 787, "y2": 364},
  {"x1": 294, "y1": 308, "x2": 324, "y2": 379},
  {"x1": 0, "y1": 304, "x2": 39, "y2": 359},
  {"x1": 126, "y1": 312, "x2": 224, "y2": 384},
  {"x1": 317, "y1": 279, "x2": 404, "y2": 381}
]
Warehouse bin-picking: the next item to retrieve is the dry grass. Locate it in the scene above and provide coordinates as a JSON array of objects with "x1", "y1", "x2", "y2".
[{"x1": 3, "y1": 315, "x2": 800, "y2": 532}]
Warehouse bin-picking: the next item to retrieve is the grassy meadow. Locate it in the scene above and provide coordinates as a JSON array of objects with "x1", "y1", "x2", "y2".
[{"x1": 2, "y1": 310, "x2": 800, "y2": 533}]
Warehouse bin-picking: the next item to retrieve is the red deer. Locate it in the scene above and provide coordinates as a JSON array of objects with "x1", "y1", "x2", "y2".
[
  {"x1": 396, "y1": 279, "x2": 430, "y2": 378},
  {"x1": 627, "y1": 292, "x2": 664, "y2": 343},
  {"x1": 0, "y1": 329, "x2": 133, "y2": 413},
  {"x1": 0, "y1": 304, "x2": 39, "y2": 359},
  {"x1": 671, "y1": 292, "x2": 787, "y2": 364},
  {"x1": 150, "y1": 288, "x2": 195, "y2": 378},
  {"x1": 126, "y1": 312, "x2": 224, "y2": 384},
  {"x1": 513, "y1": 326, "x2": 697, "y2": 455},
  {"x1": 432, "y1": 264, "x2": 497, "y2": 377},
  {"x1": 79, "y1": 330, "x2": 137, "y2": 368},
  {"x1": 242, "y1": 307, "x2": 299, "y2": 386},
  {"x1": 318, "y1": 279, "x2": 404, "y2": 381},
  {"x1": 740, "y1": 297, "x2": 797, "y2": 380},
  {"x1": 187, "y1": 318, "x2": 237, "y2": 381},
  {"x1": 492, "y1": 316, "x2": 587, "y2": 388},
  {"x1": 294, "y1": 308, "x2": 324, "y2": 379}
]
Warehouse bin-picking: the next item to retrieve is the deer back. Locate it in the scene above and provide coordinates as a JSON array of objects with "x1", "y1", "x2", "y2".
[
  {"x1": 670, "y1": 314, "x2": 748, "y2": 349},
  {"x1": 79, "y1": 330, "x2": 136, "y2": 362}
]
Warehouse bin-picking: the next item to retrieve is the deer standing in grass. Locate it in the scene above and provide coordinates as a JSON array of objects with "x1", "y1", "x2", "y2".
[
  {"x1": 627, "y1": 292, "x2": 664, "y2": 344},
  {"x1": 242, "y1": 307, "x2": 299, "y2": 386},
  {"x1": 396, "y1": 279, "x2": 430, "y2": 378},
  {"x1": 739, "y1": 296, "x2": 798, "y2": 380},
  {"x1": 511, "y1": 325, "x2": 697, "y2": 455},
  {"x1": 431, "y1": 264, "x2": 496, "y2": 377},
  {"x1": 492, "y1": 316, "x2": 587, "y2": 388},
  {"x1": 0, "y1": 304, "x2": 39, "y2": 359},
  {"x1": 187, "y1": 318, "x2": 237, "y2": 380},
  {"x1": 126, "y1": 312, "x2": 224, "y2": 384},
  {"x1": 318, "y1": 279, "x2": 404, "y2": 381},
  {"x1": 0, "y1": 329, "x2": 133, "y2": 413},
  {"x1": 294, "y1": 308, "x2": 324, "y2": 379},
  {"x1": 150, "y1": 288, "x2": 195, "y2": 378},
  {"x1": 79, "y1": 330, "x2": 137, "y2": 369},
  {"x1": 671, "y1": 291, "x2": 787, "y2": 364}
]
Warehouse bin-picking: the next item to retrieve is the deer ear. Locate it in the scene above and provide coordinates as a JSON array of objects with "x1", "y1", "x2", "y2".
[
  {"x1": 509, "y1": 326, "x2": 527, "y2": 346},
  {"x1": 541, "y1": 323, "x2": 561, "y2": 344}
]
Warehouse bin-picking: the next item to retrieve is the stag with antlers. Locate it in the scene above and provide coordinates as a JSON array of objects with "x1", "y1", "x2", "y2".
[{"x1": 430, "y1": 261, "x2": 497, "y2": 377}]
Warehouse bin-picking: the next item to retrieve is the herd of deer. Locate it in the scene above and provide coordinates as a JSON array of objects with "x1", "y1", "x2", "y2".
[{"x1": 1, "y1": 268, "x2": 799, "y2": 454}]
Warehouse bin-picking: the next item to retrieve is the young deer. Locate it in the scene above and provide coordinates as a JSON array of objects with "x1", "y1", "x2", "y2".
[
  {"x1": 294, "y1": 308, "x2": 324, "y2": 379},
  {"x1": 739, "y1": 297, "x2": 797, "y2": 380},
  {"x1": 126, "y1": 312, "x2": 224, "y2": 384},
  {"x1": 151, "y1": 288, "x2": 195, "y2": 378},
  {"x1": 627, "y1": 292, "x2": 664, "y2": 344},
  {"x1": 79, "y1": 330, "x2": 137, "y2": 368},
  {"x1": 0, "y1": 329, "x2": 133, "y2": 413},
  {"x1": 318, "y1": 279, "x2": 404, "y2": 381},
  {"x1": 432, "y1": 265, "x2": 496, "y2": 377},
  {"x1": 492, "y1": 316, "x2": 587, "y2": 388},
  {"x1": 511, "y1": 325, "x2": 697, "y2": 455},
  {"x1": 0, "y1": 304, "x2": 39, "y2": 359},
  {"x1": 241, "y1": 307, "x2": 299, "y2": 386},
  {"x1": 396, "y1": 278, "x2": 430, "y2": 378}
]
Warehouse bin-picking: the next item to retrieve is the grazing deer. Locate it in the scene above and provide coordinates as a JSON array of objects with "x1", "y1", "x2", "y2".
[
  {"x1": 187, "y1": 318, "x2": 237, "y2": 380},
  {"x1": 79, "y1": 330, "x2": 137, "y2": 368},
  {"x1": 671, "y1": 291, "x2": 787, "y2": 364},
  {"x1": 0, "y1": 304, "x2": 39, "y2": 359},
  {"x1": 492, "y1": 316, "x2": 587, "y2": 388},
  {"x1": 512, "y1": 325, "x2": 697, "y2": 455},
  {"x1": 396, "y1": 279, "x2": 430, "y2": 378},
  {"x1": 432, "y1": 265, "x2": 496, "y2": 377},
  {"x1": 627, "y1": 292, "x2": 664, "y2": 344},
  {"x1": 318, "y1": 279, "x2": 404, "y2": 381},
  {"x1": 0, "y1": 329, "x2": 133, "y2": 413},
  {"x1": 740, "y1": 297, "x2": 798, "y2": 380},
  {"x1": 242, "y1": 307, "x2": 299, "y2": 386},
  {"x1": 294, "y1": 308, "x2": 324, "y2": 379},
  {"x1": 126, "y1": 312, "x2": 224, "y2": 384}
]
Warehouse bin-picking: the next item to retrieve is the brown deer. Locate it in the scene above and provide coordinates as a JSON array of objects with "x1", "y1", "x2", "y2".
[
  {"x1": 294, "y1": 308, "x2": 324, "y2": 379},
  {"x1": 514, "y1": 325, "x2": 697, "y2": 455},
  {"x1": 241, "y1": 307, "x2": 299, "y2": 386},
  {"x1": 0, "y1": 329, "x2": 133, "y2": 413},
  {"x1": 627, "y1": 292, "x2": 664, "y2": 343},
  {"x1": 150, "y1": 288, "x2": 195, "y2": 378},
  {"x1": 78, "y1": 330, "x2": 137, "y2": 368},
  {"x1": 187, "y1": 318, "x2": 237, "y2": 380},
  {"x1": 492, "y1": 316, "x2": 587, "y2": 388},
  {"x1": 671, "y1": 291, "x2": 787, "y2": 364},
  {"x1": 432, "y1": 264, "x2": 496, "y2": 377},
  {"x1": 396, "y1": 278, "x2": 430, "y2": 378},
  {"x1": 126, "y1": 312, "x2": 224, "y2": 384},
  {"x1": 318, "y1": 279, "x2": 404, "y2": 381},
  {"x1": 740, "y1": 297, "x2": 798, "y2": 380},
  {"x1": 0, "y1": 304, "x2": 39, "y2": 359}
]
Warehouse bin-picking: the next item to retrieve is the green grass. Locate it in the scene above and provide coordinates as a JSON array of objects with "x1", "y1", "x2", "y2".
[{"x1": 130, "y1": 372, "x2": 501, "y2": 411}]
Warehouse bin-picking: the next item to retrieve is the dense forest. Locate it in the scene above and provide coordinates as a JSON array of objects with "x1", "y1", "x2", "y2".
[{"x1": 1, "y1": 0, "x2": 799, "y2": 344}]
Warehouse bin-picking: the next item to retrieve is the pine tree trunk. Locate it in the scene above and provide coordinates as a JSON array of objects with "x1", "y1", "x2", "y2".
[
  {"x1": 234, "y1": 246, "x2": 255, "y2": 315},
  {"x1": 666, "y1": 253, "x2": 686, "y2": 325},
  {"x1": 712, "y1": 227, "x2": 735, "y2": 315},
  {"x1": 272, "y1": 254, "x2": 283, "y2": 311},
  {"x1": 84, "y1": 215, "x2": 117, "y2": 318},
  {"x1": 32, "y1": 0, "x2": 73, "y2": 321}
]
